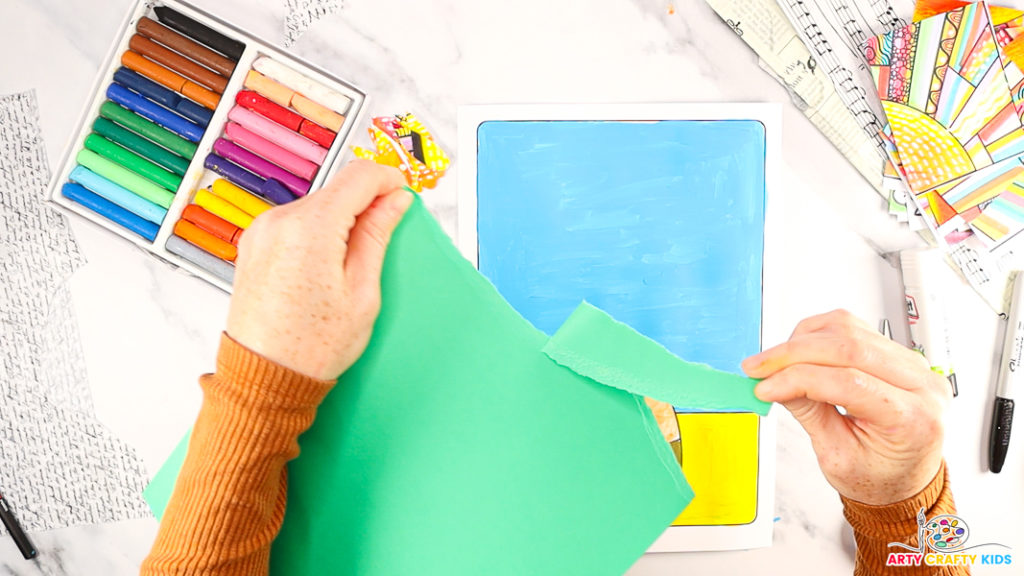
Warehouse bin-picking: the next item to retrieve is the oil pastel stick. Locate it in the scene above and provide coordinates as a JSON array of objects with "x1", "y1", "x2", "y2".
[
  {"x1": 174, "y1": 219, "x2": 237, "y2": 261},
  {"x1": 99, "y1": 101, "x2": 197, "y2": 158},
  {"x1": 62, "y1": 182, "x2": 160, "y2": 241},
  {"x1": 137, "y1": 17, "x2": 236, "y2": 77},
  {"x1": 213, "y1": 138, "x2": 311, "y2": 196},
  {"x1": 194, "y1": 188, "x2": 254, "y2": 229},
  {"x1": 92, "y1": 117, "x2": 190, "y2": 176},
  {"x1": 251, "y1": 56, "x2": 352, "y2": 114},
  {"x1": 224, "y1": 121, "x2": 318, "y2": 181},
  {"x1": 260, "y1": 178, "x2": 298, "y2": 205},
  {"x1": 84, "y1": 134, "x2": 182, "y2": 191},
  {"x1": 227, "y1": 106, "x2": 327, "y2": 164},
  {"x1": 77, "y1": 149, "x2": 175, "y2": 208},
  {"x1": 113, "y1": 67, "x2": 212, "y2": 126},
  {"x1": 181, "y1": 204, "x2": 244, "y2": 244},
  {"x1": 113, "y1": 67, "x2": 180, "y2": 108},
  {"x1": 221, "y1": 124, "x2": 318, "y2": 180},
  {"x1": 166, "y1": 235, "x2": 235, "y2": 284},
  {"x1": 236, "y1": 90, "x2": 303, "y2": 130},
  {"x1": 107, "y1": 83, "x2": 204, "y2": 142},
  {"x1": 210, "y1": 178, "x2": 272, "y2": 218},
  {"x1": 243, "y1": 70, "x2": 344, "y2": 131},
  {"x1": 129, "y1": 34, "x2": 228, "y2": 93},
  {"x1": 153, "y1": 6, "x2": 245, "y2": 60},
  {"x1": 69, "y1": 166, "x2": 167, "y2": 224},
  {"x1": 175, "y1": 98, "x2": 213, "y2": 127},
  {"x1": 121, "y1": 51, "x2": 220, "y2": 109},
  {"x1": 290, "y1": 94, "x2": 344, "y2": 132},
  {"x1": 204, "y1": 152, "x2": 265, "y2": 196},
  {"x1": 298, "y1": 119, "x2": 336, "y2": 148},
  {"x1": 243, "y1": 70, "x2": 294, "y2": 109}
]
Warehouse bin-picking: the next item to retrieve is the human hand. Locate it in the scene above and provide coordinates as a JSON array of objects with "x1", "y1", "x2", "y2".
[
  {"x1": 226, "y1": 160, "x2": 412, "y2": 380},
  {"x1": 742, "y1": 310, "x2": 952, "y2": 505}
]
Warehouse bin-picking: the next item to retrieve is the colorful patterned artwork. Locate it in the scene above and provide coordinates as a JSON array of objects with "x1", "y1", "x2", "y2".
[{"x1": 866, "y1": 2, "x2": 1024, "y2": 248}]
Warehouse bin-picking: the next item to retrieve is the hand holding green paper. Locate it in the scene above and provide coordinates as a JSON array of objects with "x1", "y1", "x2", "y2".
[{"x1": 146, "y1": 182, "x2": 774, "y2": 575}]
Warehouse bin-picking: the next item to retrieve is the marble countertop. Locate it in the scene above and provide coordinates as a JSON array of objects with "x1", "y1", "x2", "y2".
[{"x1": 0, "y1": 0, "x2": 1020, "y2": 574}]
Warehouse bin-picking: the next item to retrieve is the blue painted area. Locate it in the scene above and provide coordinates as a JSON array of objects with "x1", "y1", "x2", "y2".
[{"x1": 477, "y1": 120, "x2": 765, "y2": 376}]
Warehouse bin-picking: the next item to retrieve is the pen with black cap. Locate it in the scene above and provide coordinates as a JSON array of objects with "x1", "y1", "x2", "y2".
[
  {"x1": 989, "y1": 272, "x2": 1024, "y2": 473},
  {"x1": 0, "y1": 490, "x2": 37, "y2": 559}
]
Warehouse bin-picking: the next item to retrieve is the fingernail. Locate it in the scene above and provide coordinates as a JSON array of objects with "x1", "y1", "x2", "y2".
[
  {"x1": 754, "y1": 380, "x2": 773, "y2": 400},
  {"x1": 741, "y1": 354, "x2": 764, "y2": 374},
  {"x1": 393, "y1": 189, "x2": 414, "y2": 213}
]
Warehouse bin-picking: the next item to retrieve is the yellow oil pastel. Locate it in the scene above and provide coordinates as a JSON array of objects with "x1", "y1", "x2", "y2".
[{"x1": 671, "y1": 412, "x2": 759, "y2": 526}]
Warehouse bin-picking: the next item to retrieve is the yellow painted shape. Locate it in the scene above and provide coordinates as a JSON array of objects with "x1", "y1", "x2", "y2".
[
  {"x1": 883, "y1": 100, "x2": 975, "y2": 192},
  {"x1": 672, "y1": 412, "x2": 759, "y2": 526}
]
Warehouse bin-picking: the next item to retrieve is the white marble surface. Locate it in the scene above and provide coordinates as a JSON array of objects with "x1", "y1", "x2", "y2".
[{"x1": 0, "y1": 0, "x2": 1020, "y2": 574}]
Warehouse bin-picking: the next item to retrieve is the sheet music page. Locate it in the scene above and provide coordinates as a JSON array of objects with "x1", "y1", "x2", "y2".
[
  {"x1": 776, "y1": 0, "x2": 916, "y2": 152},
  {"x1": 949, "y1": 242, "x2": 1018, "y2": 314},
  {"x1": 706, "y1": 0, "x2": 890, "y2": 197}
]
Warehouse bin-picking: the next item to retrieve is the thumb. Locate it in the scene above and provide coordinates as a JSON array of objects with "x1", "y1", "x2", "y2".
[{"x1": 344, "y1": 189, "x2": 415, "y2": 293}]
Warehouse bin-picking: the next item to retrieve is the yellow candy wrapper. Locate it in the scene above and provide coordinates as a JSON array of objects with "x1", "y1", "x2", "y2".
[{"x1": 353, "y1": 113, "x2": 450, "y2": 192}]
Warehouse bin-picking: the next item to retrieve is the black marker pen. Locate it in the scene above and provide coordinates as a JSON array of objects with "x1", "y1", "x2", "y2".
[{"x1": 0, "y1": 491, "x2": 37, "y2": 559}]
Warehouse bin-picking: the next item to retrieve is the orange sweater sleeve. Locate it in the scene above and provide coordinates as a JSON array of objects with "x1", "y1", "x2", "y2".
[
  {"x1": 842, "y1": 461, "x2": 969, "y2": 576},
  {"x1": 140, "y1": 333, "x2": 335, "y2": 575}
]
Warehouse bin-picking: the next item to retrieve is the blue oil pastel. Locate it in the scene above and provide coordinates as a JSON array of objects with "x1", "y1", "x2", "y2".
[{"x1": 477, "y1": 120, "x2": 765, "y2": 383}]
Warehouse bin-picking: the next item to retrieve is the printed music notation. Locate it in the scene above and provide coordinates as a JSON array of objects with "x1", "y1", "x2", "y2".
[
  {"x1": 705, "y1": 0, "x2": 890, "y2": 197},
  {"x1": 778, "y1": 0, "x2": 915, "y2": 156},
  {"x1": 949, "y1": 242, "x2": 1022, "y2": 314}
]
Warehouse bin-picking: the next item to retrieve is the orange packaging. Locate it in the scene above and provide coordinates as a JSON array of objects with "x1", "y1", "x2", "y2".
[
  {"x1": 174, "y1": 219, "x2": 238, "y2": 261},
  {"x1": 181, "y1": 204, "x2": 244, "y2": 245}
]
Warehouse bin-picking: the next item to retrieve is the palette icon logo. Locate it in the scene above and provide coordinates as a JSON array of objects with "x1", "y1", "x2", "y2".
[
  {"x1": 922, "y1": 514, "x2": 968, "y2": 552},
  {"x1": 885, "y1": 508, "x2": 1012, "y2": 568}
]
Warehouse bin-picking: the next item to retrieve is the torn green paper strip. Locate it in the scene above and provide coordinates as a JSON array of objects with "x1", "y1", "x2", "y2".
[{"x1": 544, "y1": 302, "x2": 771, "y2": 417}]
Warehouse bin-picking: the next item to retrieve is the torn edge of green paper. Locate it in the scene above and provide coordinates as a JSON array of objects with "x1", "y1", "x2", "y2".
[{"x1": 543, "y1": 302, "x2": 772, "y2": 416}]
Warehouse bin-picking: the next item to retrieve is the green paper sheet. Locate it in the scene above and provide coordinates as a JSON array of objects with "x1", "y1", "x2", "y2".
[
  {"x1": 142, "y1": 432, "x2": 190, "y2": 521},
  {"x1": 544, "y1": 302, "x2": 772, "y2": 416},
  {"x1": 146, "y1": 199, "x2": 693, "y2": 576}
]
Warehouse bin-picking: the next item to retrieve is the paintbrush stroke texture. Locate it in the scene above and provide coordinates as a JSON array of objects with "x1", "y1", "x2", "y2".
[{"x1": 476, "y1": 120, "x2": 765, "y2": 377}]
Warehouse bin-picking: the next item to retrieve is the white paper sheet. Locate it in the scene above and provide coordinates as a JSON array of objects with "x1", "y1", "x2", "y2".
[{"x1": 0, "y1": 90, "x2": 150, "y2": 533}]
